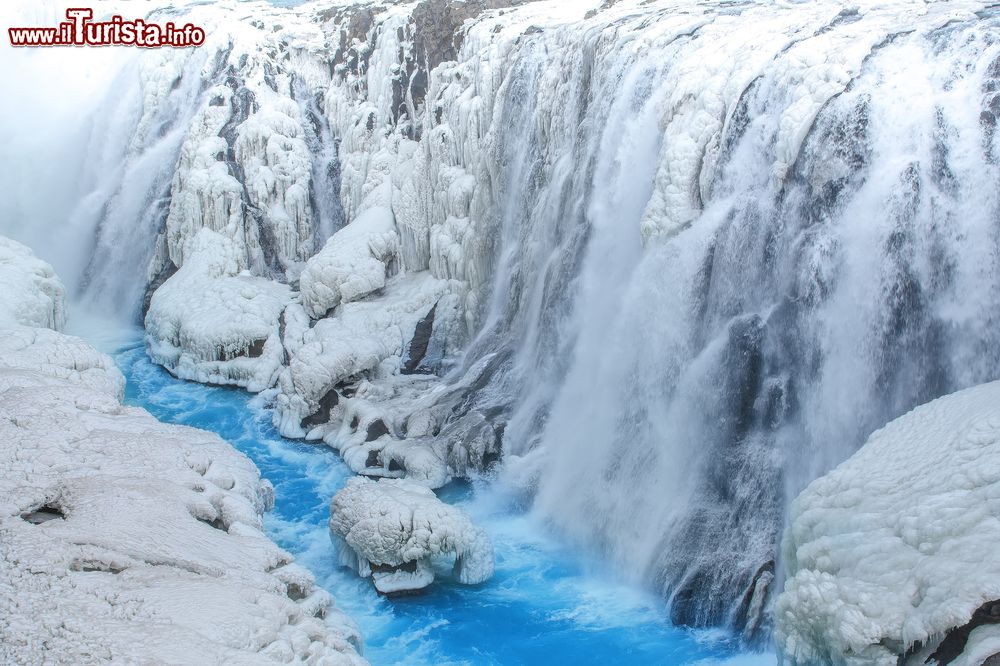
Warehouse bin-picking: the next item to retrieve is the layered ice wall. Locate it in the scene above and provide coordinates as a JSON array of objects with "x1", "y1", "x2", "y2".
[{"x1": 66, "y1": 0, "x2": 1000, "y2": 642}]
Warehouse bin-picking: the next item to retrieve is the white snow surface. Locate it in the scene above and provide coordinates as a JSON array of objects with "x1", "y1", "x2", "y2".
[
  {"x1": 145, "y1": 228, "x2": 291, "y2": 392},
  {"x1": 775, "y1": 381, "x2": 1000, "y2": 666},
  {"x1": 0, "y1": 235, "x2": 65, "y2": 331},
  {"x1": 0, "y1": 327, "x2": 365, "y2": 665},
  {"x1": 0, "y1": 326, "x2": 126, "y2": 401},
  {"x1": 299, "y1": 207, "x2": 400, "y2": 319},
  {"x1": 329, "y1": 477, "x2": 493, "y2": 594}
]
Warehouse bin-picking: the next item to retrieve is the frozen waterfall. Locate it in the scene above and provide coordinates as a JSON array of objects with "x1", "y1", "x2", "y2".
[{"x1": 5, "y1": 0, "x2": 1000, "y2": 645}]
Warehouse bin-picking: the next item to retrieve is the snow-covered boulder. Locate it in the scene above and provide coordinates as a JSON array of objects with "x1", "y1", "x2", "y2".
[
  {"x1": 0, "y1": 333, "x2": 365, "y2": 665},
  {"x1": 775, "y1": 381, "x2": 1000, "y2": 666},
  {"x1": 145, "y1": 228, "x2": 291, "y2": 392},
  {"x1": 329, "y1": 477, "x2": 493, "y2": 595},
  {"x1": 299, "y1": 207, "x2": 400, "y2": 319},
  {"x1": 0, "y1": 236, "x2": 65, "y2": 330}
]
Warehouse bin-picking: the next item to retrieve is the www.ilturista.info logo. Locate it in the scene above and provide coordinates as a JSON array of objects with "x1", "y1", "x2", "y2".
[{"x1": 8, "y1": 8, "x2": 206, "y2": 48}]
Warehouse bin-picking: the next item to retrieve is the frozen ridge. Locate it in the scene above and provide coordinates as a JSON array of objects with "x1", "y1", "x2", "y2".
[
  {"x1": 330, "y1": 477, "x2": 494, "y2": 595},
  {"x1": 0, "y1": 237, "x2": 366, "y2": 665},
  {"x1": 776, "y1": 381, "x2": 1000, "y2": 666}
]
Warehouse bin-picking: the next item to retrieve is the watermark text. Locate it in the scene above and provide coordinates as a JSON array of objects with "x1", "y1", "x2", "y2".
[{"x1": 8, "y1": 8, "x2": 205, "y2": 48}]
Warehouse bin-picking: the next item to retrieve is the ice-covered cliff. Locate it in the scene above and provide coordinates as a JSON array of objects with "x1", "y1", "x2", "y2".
[
  {"x1": 53, "y1": 0, "x2": 1000, "y2": 643},
  {"x1": 0, "y1": 238, "x2": 366, "y2": 664},
  {"x1": 775, "y1": 381, "x2": 1000, "y2": 666}
]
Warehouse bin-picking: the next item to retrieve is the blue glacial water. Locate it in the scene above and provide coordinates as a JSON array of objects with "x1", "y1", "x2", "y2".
[{"x1": 114, "y1": 339, "x2": 775, "y2": 666}]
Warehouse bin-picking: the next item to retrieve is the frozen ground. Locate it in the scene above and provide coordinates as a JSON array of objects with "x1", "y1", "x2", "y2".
[{"x1": 0, "y1": 239, "x2": 363, "y2": 665}]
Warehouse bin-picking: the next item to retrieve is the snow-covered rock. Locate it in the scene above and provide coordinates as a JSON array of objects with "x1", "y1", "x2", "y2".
[
  {"x1": 274, "y1": 272, "x2": 463, "y2": 438},
  {"x1": 775, "y1": 381, "x2": 1000, "y2": 666},
  {"x1": 329, "y1": 477, "x2": 493, "y2": 595},
  {"x1": 145, "y1": 229, "x2": 291, "y2": 392},
  {"x1": 0, "y1": 236, "x2": 65, "y2": 330},
  {"x1": 299, "y1": 207, "x2": 400, "y2": 319},
  {"x1": 0, "y1": 383, "x2": 367, "y2": 665}
]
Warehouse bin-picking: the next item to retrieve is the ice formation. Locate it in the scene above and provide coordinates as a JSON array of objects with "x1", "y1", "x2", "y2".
[
  {"x1": 299, "y1": 207, "x2": 400, "y2": 319},
  {"x1": 62, "y1": 0, "x2": 1000, "y2": 640},
  {"x1": 0, "y1": 236, "x2": 65, "y2": 330},
  {"x1": 0, "y1": 236, "x2": 365, "y2": 664},
  {"x1": 145, "y1": 228, "x2": 290, "y2": 392},
  {"x1": 775, "y1": 381, "x2": 1000, "y2": 665},
  {"x1": 329, "y1": 477, "x2": 493, "y2": 595},
  {"x1": 274, "y1": 272, "x2": 463, "y2": 439}
]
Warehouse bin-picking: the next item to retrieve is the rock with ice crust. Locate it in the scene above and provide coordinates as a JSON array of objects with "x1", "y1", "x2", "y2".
[
  {"x1": 145, "y1": 228, "x2": 291, "y2": 392},
  {"x1": 775, "y1": 381, "x2": 1000, "y2": 666},
  {"x1": 329, "y1": 477, "x2": 493, "y2": 595},
  {"x1": 299, "y1": 206, "x2": 400, "y2": 319}
]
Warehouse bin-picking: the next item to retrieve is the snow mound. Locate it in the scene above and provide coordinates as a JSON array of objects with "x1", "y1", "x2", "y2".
[
  {"x1": 775, "y1": 381, "x2": 1000, "y2": 666},
  {"x1": 299, "y1": 207, "x2": 400, "y2": 319},
  {"x1": 0, "y1": 333, "x2": 365, "y2": 665},
  {"x1": 0, "y1": 326, "x2": 125, "y2": 401},
  {"x1": 145, "y1": 228, "x2": 291, "y2": 392},
  {"x1": 0, "y1": 236, "x2": 65, "y2": 331},
  {"x1": 329, "y1": 477, "x2": 493, "y2": 595}
]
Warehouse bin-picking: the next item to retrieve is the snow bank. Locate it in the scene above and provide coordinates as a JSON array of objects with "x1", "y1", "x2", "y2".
[
  {"x1": 299, "y1": 206, "x2": 400, "y2": 319},
  {"x1": 0, "y1": 236, "x2": 65, "y2": 330},
  {"x1": 145, "y1": 228, "x2": 291, "y2": 392},
  {"x1": 329, "y1": 477, "x2": 493, "y2": 595},
  {"x1": 775, "y1": 381, "x2": 1000, "y2": 666},
  {"x1": 0, "y1": 330, "x2": 365, "y2": 664}
]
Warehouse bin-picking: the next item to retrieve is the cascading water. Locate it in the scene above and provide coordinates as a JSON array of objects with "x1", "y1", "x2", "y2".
[
  {"x1": 521, "y1": 7, "x2": 1000, "y2": 640},
  {"x1": 294, "y1": 74, "x2": 346, "y2": 248},
  {"x1": 79, "y1": 50, "x2": 209, "y2": 319}
]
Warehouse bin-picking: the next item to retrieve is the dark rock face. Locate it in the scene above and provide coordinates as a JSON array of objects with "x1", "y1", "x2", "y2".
[
  {"x1": 365, "y1": 419, "x2": 390, "y2": 442},
  {"x1": 141, "y1": 260, "x2": 178, "y2": 321},
  {"x1": 301, "y1": 389, "x2": 340, "y2": 430},
  {"x1": 219, "y1": 338, "x2": 268, "y2": 362},
  {"x1": 925, "y1": 600, "x2": 1000, "y2": 665},
  {"x1": 247, "y1": 338, "x2": 267, "y2": 358},
  {"x1": 402, "y1": 303, "x2": 437, "y2": 374}
]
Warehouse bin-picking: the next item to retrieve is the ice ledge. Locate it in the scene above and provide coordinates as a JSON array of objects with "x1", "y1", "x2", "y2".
[
  {"x1": 776, "y1": 380, "x2": 1000, "y2": 666},
  {"x1": 0, "y1": 325, "x2": 366, "y2": 665}
]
